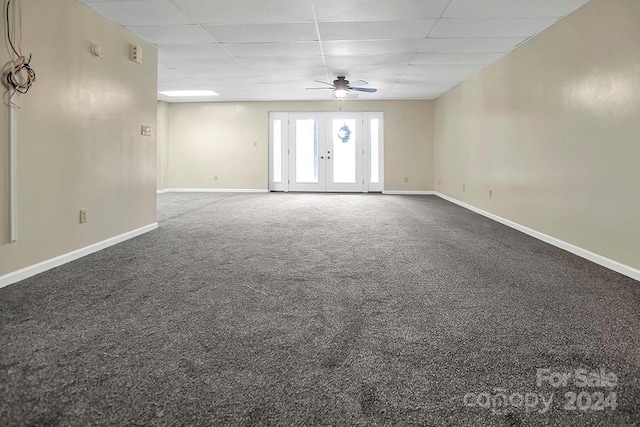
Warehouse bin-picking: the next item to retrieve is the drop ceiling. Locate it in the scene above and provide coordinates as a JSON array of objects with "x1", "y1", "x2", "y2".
[{"x1": 77, "y1": 0, "x2": 591, "y2": 102}]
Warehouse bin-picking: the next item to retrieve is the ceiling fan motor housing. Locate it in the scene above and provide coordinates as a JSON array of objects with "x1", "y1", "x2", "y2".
[{"x1": 334, "y1": 76, "x2": 349, "y2": 90}]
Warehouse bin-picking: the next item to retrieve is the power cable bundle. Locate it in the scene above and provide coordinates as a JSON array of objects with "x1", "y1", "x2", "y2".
[{"x1": 4, "y1": 0, "x2": 35, "y2": 104}]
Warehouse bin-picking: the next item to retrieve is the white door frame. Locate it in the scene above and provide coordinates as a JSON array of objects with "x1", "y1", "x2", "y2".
[{"x1": 269, "y1": 111, "x2": 384, "y2": 193}]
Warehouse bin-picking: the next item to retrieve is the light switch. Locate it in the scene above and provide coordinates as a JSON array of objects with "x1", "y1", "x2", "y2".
[{"x1": 141, "y1": 126, "x2": 152, "y2": 136}]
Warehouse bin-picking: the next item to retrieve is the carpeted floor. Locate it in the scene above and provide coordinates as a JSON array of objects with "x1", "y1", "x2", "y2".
[{"x1": 1, "y1": 193, "x2": 638, "y2": 426}]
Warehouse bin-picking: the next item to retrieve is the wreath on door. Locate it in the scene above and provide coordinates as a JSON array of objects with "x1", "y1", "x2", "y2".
[{"x1": 337, "y1": 124, "x2": 351, "y2": 143}]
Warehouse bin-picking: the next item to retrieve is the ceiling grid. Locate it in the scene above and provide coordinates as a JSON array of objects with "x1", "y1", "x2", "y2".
[{"x1": 77, "y1": 0, "x2": 591, "y2": 102}]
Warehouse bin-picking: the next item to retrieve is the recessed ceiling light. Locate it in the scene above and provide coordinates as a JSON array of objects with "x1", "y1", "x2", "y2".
[{"x1": 158, "y1": 90, "x2": 219, "y2": 97}]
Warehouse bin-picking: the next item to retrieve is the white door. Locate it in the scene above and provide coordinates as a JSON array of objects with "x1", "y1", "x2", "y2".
[
  {"x1": 288, "y1": 114, "x2": 326, "y2": 192},
  {"x1": 271, "y1": 112, "x2": 383, "y2": 193}
]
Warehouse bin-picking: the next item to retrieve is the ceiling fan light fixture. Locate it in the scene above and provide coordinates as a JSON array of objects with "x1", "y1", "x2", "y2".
[{"x1": 334, "y1": 89, "x2": 348, "y2": 99}]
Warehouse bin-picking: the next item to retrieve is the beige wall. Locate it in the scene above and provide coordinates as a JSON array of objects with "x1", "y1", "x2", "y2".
[
  {"x1": 166, "y1": 100, "x2": 434, "y2": 191},
  {"x1": 435, "y1": 0, "x2": 640, "y2": 270},
  {"x1": 0, "y1": 0, "x2": 157, "y2": 276},
  {"x1": 157, "y1": 101, "x2": 170, "y2": 190}
]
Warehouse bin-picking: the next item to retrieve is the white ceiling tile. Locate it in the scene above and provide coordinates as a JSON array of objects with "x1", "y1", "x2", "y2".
[
  {"x1": 159, "y1": 57, "x2": 240, "y2": 69},
  {"x1": 327, "y1": 66, "x2": 407, "y2": 78},
  {"x1": 178, "y1": 69, "x2": 262, "y2": 78},
  {"x1": 326, "y1": 54, "x2": 413, "y2": 67},
  {"x1": 222, "y1": 42, "x2": 322, "y2": 57},
  {"x1": 250, "y1": 69, "x2": 328, "y2": 80},
  {"x1": 323, "y1": 39, "x2": 423, "y2": 56},
  {"x1": 203, "y1": 23, "x2": 318, "y2": 43},
  {"x1": 126, "y1": 25, "x2": 213, "y2": 44},
  {"x1": 84, "y1": 0, "x2": 191, "y2": 26},
  {"x1": 430, "y1": 18, "x2": 559, "y2": 38},
  {"x1": 318, "y1": 20, "x2": 436, "y2": 41},
  {"x1": 402, "y1": 64, "x2": 481, "y2": 80},
  {"x1": 157, "y1": 93, "x2": 224, "y2": 103},
  {"x1": 174, "y1": 66, "x2": 248, "y2": 76},
  {"x1": 173, "y1": 0, "x2": 315, "y2": 24},
  {"x1": 443, "y1": 0, "x2": 591, "y2": 18},
  {"x1": 404, "y1": 64, "x2": 485, "y2": 74},
  {"x1": 237, "y1": 57, "x2": 325, "y2": 69},
  {"x1": 314, "y1": 0, "x2": 451, "y2": 21},
  {"x1": 393, "y1": 77, "x2": 460, "y2": 89},
  {"x1": 419, "y1": 38, "x2": 526, "y2": 53},
  {"x1": 385, "y1": 89, "x2": 445, "y2": 99},
  {"x1": 410, "y1": 52, "x2": 504, "y2": 65},
  {"x1": 157, "y1": 44, "x2": 232, "y2": 60},
  {"x1": 80, "y1": 0, "x2": 591, "y2": 101},
  {"x1": 217, "y1": 89, "x2": 334, "y2": 101},
  {"x1": 157, "y1": 66, "x2": 182, "y2": 80}
]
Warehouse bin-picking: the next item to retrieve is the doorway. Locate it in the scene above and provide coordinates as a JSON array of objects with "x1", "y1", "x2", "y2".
[{"x1": 269, "y1": 112, "x2": 383, "y2": 192}]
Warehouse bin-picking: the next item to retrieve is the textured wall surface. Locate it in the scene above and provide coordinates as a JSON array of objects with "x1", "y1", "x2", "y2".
[
  {"x1": 0, "y1": 0, "x2": 158, "y2": 276},
  {"x1": 166, "y1": 100, "x2": 434, "y2": 192},
  {"x1": 435, "y1": 0, "x2": 640, "y2": 270}
]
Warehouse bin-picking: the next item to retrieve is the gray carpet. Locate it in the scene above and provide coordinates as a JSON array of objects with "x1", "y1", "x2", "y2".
[{"x1": 1, "y1": 193, "x2": 638, "y2": 426}]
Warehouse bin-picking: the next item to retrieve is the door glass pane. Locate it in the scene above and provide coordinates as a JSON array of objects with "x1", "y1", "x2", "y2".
[
  {"x1": 295, "y1": 119, "x2": 318, "y2": 183},
  {"x1": 370, "y1": 119, "x2": 379, "y2": 183},
  {"x1": 332, "y1": 119, "x2": 356, "y2": 183},
  {"x1": 273, "y1": 119, "x2": 282, "y2": 183}
]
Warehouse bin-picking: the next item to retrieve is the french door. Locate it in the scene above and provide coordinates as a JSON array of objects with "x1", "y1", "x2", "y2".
[{"x1": 269, "y1": 112, "x2": 383, "y2": 193}]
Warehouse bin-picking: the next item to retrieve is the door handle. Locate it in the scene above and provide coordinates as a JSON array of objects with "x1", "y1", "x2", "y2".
[
  {"x1": 320, "y1": 156, "x2": 324, "y2": 159},
  {"x1": 327, "y1": 156, "x2": 331, "y2": 159}
]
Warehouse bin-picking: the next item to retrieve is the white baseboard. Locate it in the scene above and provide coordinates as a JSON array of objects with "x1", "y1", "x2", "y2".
[
  {"x1": 0, "y1": 223, "x2": 159, "y2": 290},
  {"x1": 382, "y1": 190, "x2": 436, "y2": 195},
  {"x1": 434, "y1": 192, "x2": 640, "y2": 282},
  {"x1": 161, "y1": 188, "x2": 269, "y2": 193},
  {"x1": 156, "y1": 189, "x2": 170, "y2": 194}
]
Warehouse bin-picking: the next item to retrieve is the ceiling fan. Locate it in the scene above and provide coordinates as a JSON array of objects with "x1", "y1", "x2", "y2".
[{"x1": 306, "y1": 76, "x2": 377, "y2": 99}]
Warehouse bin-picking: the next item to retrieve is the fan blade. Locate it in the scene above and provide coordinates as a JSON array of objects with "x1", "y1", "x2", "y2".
[
  {"x1": 305, "y1": 87, "x2": 334, "y2": 90},
  {"x1": 350, "y1": 86, "x2": 377, "y2": 93},
  {"x1": 349, "y1": 80, "x2": 369, "y2": 87},
  {"x1": 314, "y1": 80, "x2": 335, "y2": 87}
]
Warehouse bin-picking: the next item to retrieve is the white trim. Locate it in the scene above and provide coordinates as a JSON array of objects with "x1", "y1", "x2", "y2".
[
  {"x1": 162, "y1": 188, "x2": 269, "y2": 193},
  {"x1": 435, "y1": 192, "x2": 640, "y2": 282},
  {"x1": 383, "y1": 191, "x2": 436, "y2": 195},
  {"x1": 157, "y1": 189, "x2": 170, "y2": 194},
  {"x1": 0, "y1": 223, "x2": 159, "y2": 289},
  {"x1": 9, "y1": 93, "x2": 17, "y2": 243}
]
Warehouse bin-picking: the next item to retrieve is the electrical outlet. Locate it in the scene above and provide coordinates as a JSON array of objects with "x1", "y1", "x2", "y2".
[
  {"x1": 489, "y1": 190, "x2": 493, "y2": 199},
  {"x1": 463, "y1": 184, "x2": 466, "y2": 192},
  {"x1": 404, "y1": 177, "x2": 409, "y2": 183},
  {"x1": 253, "y1": 141, "x2": 258, "y2": 147},
  {"x1": 214, "y1": 175, "x2": 218, "y2": 181},
  {"x1": 79, "y1": 209, "x2": 88, "y2": 224},
  {"x1": 439, "y1": 179, "x2": 441, "y2": 186}
]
